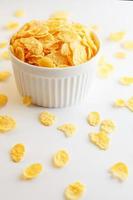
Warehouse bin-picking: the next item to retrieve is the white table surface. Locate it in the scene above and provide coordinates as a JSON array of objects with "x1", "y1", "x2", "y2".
[{"x1": 0, "y1": 0, "x2": 133, "y2": 199}]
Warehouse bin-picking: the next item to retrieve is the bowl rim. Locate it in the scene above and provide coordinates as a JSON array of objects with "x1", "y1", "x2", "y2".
[{"x1": 9, "y1": 33, "x2": 100, "y2": 72}]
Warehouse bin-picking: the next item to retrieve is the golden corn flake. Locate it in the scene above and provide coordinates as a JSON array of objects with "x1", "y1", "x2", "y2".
[
  {"x1": 126, "y1": 96, "x2": 133, "y2": 112},
  {"x1": 6, "y1": 22, "x2": 19, "y2": 30},
  {"x1": 109, "y1": 32, "x2": 125, "y2": 42},
  {"x1": 114, "y1": 99, "x2": 126, "y2": 107},
  {"x1": 61, "y1": 43, "x2": 71, "y2": 56},
  {"x1": 57, "y1": 123, "x2": 77, "y2": 137},
  {"x1": 39, "y1": 111, "x2": 56, "y2": 126},
  {"x1": 98, "y1": 63, "x2": 114, "y2": 78},
  {"x1": 119, "y1": 76, "x2": 133, "y2": 86},
  {"x1": 65, "y1": 181, "x2": 86, "y2": 200},
  {"x1": 23, "y1": 163, "x2": 43, "y2": 179},
  {"x1": 10, "y1": 143, "x2": 25, "y2": 162},
  {"x1": 53, "y1": 149, "x2": 69, "y2": 168},
  {"x1": 0, "y1": 115, "x2": 16, "y2": 133},
  {"x1": 0, "y1": 41, "x2": 7, "y2": 48},
  {"x1": 89, "y1": 132, "x2": 110, "y2": 150},
  {"x1": 114, "y1": 52, "x2": 126, "y2": 59},
  {"x1": 1, "y1": 51, "x2": 10, "y2": 60},
  {"x1": 50, "y1": 11, "x2": 69, "y2": 20},
  {"x1": 14, "y1": 9, "x2": 25, "y2": 18},
  {"x1": 0, "y1": 71, "x2": 11, "y2": 81},
  {"x1": 109, "y1": 162, "x2": 128, "y2": 181},
  {"x1": 123, "y1": 41, "x2": 133, "y2": 50},
  {"x1": 0, "y1": 94, "x2": 8, "y2": 107},
  {"x1": 100, "y1": 119, "x2": 115, "y2": 134},
  {"x1": 87, "y1": 112, "x2": 100, "y2": 126},
  {"x1": 37, "y1": 56, "x2": 55, "y2": 67},
  {"x1": 10, "y1": 13, "x2": 99, "y2": 68},
  {"x1": 22, "y1": 96, "x2": 32, "y2": 106}
]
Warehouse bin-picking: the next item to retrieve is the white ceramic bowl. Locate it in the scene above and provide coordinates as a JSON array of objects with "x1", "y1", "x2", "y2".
[{"x1": 10, "y1": 35, "x2": 100, "y2": 108}]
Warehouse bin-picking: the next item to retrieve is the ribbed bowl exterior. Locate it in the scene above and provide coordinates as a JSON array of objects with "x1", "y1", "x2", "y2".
[{"x1": 10, "y1": 53, "x2": 97, "y2": 108}]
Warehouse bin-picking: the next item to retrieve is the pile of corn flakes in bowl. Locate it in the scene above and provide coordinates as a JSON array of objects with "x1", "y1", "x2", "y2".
[{"x1": 9, "y1": 12, "x2": 100, "y2": 108}]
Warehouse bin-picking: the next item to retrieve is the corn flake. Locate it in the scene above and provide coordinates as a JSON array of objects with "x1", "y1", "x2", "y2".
[
  {"x1": 6, "y1": 22, "x2": 19, "y2": 30},
  {"x1": 109, "y1": 162, "x2": 128, "y2": 181},
  {"x1": 22, "y1": 96, "x2": 32, "y2": 106},
  {"x1": 65, "y1": 181, "x2": 86, "y2": 200},
  {"x1": 50, "y1": 11, "x2": 69, "y2": 20},
  {"x1": 109, "y1": 32, "x2": 125, "y2": 42},
  {"x1": 0, "y1": 115, "x2": 16, "y2": 133},
  {"x1": 0, "y1": 41, "x2": 7, "y2": 48},
  {"x1": 14, "y1": 9, "x2": 25, "y2": 18},
  {"x1": 23, "y1": 163, "x2": 43, "y2": 179},
  {"x1": 0, "y1": 71, "x2": 11, "y2": 81},
  {"x1": 114, "y1": 99, "x2": 126, "y2": 107},
  {"x1": 37, "y1": 56, "x2": 55, "y2": 67},
  {"x1": 126, "y1": 96, "x2": 133, "y2": 112},
  {"x1": 15, "y1": 46, "x2": 25, "y2": 61},
  {"x1": 10, "y1": 143, "x2": 25, "y2": 162},
  {"x1": 114, "y1": 52, "x2": 126, "y2": 59},
  {"x1": 90, "y1": 132, "x2": 110, "y2": 150},
  {"x1": 87, "y1": 112, "x2": 100, "y2": 126},
  {"x1": 123, "y1": 41, "x2": 133, "y2": 50},
  {"x1": 119, "y1": 76, "x2": 133, "y2": 86},
  {"x1": 1, "y1": 51, "x2": 10, "y2": 60},
  {"x1": 100, "y1": 120, "x2": 115, "y2": 134},
  {"x1": 57, "y1": 123, "x2": 77, "y2": 137},
  {"x1": 53, "y1": 149, "x2": 69, "y2": 168},
  {"x1": 98, "y1": 63, "x2": 114, "y2": 78},
  {"x1": 0, "y1": 94, "x2": 8, "y2": 107},
  {"x1": 39, "y1": 111, "x2": 56, "y2": 126}
]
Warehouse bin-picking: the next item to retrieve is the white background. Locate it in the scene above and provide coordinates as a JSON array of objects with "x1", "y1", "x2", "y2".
[{"x1": 0, "y1": 0, "x2": 133, "y2": 199}]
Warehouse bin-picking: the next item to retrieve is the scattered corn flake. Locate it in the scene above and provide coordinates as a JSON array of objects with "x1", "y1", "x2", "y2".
[
  {"x1": 89, "y1": 132, "x2": 110, "y2": 150},
  {"x1": 14, "y1": 9, "x2": 25, "y2": 18},
  {"x1": 114, "y1": 52, "x2": 126, "y2": 59},
  {"x1": 100, "y1": 119, "x2": 115, "y2": 134},
  {"x1": 119, "y1": 76, "x2": 133, "y2": 86},
  {"x1": 53, "y1": 149, "x2": 69, "y2": 168},
  {"x1": 0, "y1": 94, "x2": 8, "y2": 107},
  {"x1": 126, "y1": 96, "x2": 133, "y2": 112},
  {"x1": 123, "y1": 41, "x2": 133, "y2": 50},
  {"x1": 50, "y1": 11, "x2": 69, "y2": 20},
  {"x1": 57, "y1": 123, "x2": 77, "y2": 137},
  {"x1": 39, "y1": 111, "x2": 56, "y2": 126},
  {"x1": 98, "y1": 63, "x2": 114, "y2": 78},
  {"x1": 5, "y1": 21, "x2": 19, "y2": 30},
  {"x1": 87, "y1": 112, "x2": 100, "y2": 126},
  {"x1": 114, "y1": 99, "x2": 126, "y2": 107},
  {"x1": 10, "y1": 143, "x2": 25, "y2": 162},
  {"x1": 22, "y1": 96, "x2": 32, "y2": 106},
  {"x1": 1, "y1": 51, "x2": 10, "y2": 60},
  {"x1": 109, "y1": 162, "x2": 128, "y2": 181},
  {"x1": 0, "y1": 71, "x2": 11, "y2": 81},
  {"x1": 0, "y1": 115, "x2": 16, "y2": 133},
  {"x1": 0, "y1": 41, "x2": 7, "y2": 48},
  {"x1": 65, "y1": 181, "x2": 86, "y2": 200},
  {"x1": 109, "y1": 32, "x2": 125, "y2": 42},
  {"x1": 23, "y1": 163, "x2": 43, "y2": 179}
]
